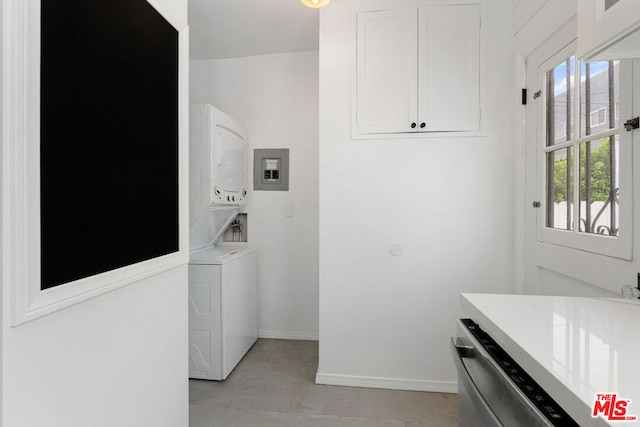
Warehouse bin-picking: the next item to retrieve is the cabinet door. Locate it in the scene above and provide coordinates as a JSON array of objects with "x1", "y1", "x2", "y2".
[
  {"x1": 356, "y1": 7, "x2": 418, "y2": 135},
  {"x1": 418, "y1": 5, "x2": 480, "y2": 132}
]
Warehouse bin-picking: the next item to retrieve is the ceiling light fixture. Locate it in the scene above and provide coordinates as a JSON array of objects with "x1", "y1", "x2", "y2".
[{"x1": 300, "y1": 0, "x2": 330, "y2": 8}]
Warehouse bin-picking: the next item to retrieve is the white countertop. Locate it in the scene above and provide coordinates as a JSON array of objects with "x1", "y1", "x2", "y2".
[{"x1": 461, "y1": 293, "x2": 640, "y2": 427}]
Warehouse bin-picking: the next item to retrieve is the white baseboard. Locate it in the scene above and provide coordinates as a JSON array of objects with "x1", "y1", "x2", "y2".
[
  {"x1": 258, "y1": 329, "x2": 319, "y2": 341},
  {"x1": 315, "y1": 372, "x2": 458, "y2": 393}
]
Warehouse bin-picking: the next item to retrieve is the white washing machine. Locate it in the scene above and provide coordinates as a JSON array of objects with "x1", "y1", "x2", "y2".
[
  {"x1": 188, "y1": 104, "x2": 257, "y2": 380},
  {"x1": 188, "y1": 246, "x2": 257, "y2": 380}
]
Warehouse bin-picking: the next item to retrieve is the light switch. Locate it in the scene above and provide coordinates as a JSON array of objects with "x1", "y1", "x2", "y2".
[{"x1": 284, "y1": 202, "x2": 294, "y2": 218}]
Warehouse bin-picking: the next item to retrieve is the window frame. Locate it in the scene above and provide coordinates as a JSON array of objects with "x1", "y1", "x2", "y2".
[
  {"x1": 3, "y1": 0, "x2": 190, "y2": 326},
  {"x1": 536, "y1": 40, "x2": 634, "y2": 260},
  {"x1": 589, "y1": 107, "x2": 607, "y2": 127}
]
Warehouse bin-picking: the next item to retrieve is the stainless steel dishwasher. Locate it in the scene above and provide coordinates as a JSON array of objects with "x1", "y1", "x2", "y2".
[{"x1": 451, "y1": 319, "x2": 579, "y2": 427}]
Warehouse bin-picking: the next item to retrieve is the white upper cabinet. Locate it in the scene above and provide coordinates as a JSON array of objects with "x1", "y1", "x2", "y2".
[
  {"x1": 577, "y1": 0, "x2": 640, "y2": 61},
  {"x1": 355, "y1": 4, "x2": 480, "y2": 136}
]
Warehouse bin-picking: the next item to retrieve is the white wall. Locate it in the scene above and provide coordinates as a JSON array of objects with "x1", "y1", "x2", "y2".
[
  {"x1": 317, "y1": 0, "x2": 516, "y2": 391},
  {"x1": 1, "y1": 0, "x2": 189, "y2": 425},
  {"x1": 190, "y1": 52, "x2": 320, "y2": 340},
  {"x1": 2, "y1": 268, "x2": 188, "y2": 427}
]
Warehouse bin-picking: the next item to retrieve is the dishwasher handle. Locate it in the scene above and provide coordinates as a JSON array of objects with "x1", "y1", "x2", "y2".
[{"x1": 450, "y1": 337, "x2": 503, "y2": 427}]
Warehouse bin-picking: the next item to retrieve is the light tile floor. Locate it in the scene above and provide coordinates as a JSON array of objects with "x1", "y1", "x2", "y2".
[{"x1": 190, "y1": 339, "x2": 458, "y2": 427}]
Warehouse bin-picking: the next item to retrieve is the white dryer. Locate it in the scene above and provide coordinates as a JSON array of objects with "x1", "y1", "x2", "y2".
[
  {"x1": 188, "y1": 104, "x2": 257, "y2": 380},
  {"x1": 189, "y1": 104, "x2": 248, "y2": 252}
]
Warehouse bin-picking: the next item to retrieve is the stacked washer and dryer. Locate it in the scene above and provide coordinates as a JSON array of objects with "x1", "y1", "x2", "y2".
[{"x1": 188, "y1": 104, "x2": 257, "y2": 381}]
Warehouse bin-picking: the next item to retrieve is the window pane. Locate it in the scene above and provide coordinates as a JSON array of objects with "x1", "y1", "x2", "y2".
[
  {"x1": 579, "y1": 136, "x2": 619, "y2": 236},
  {"x1": 547, "y1": 56, "x2": 575, "y2": 145},
  {"x1": 546, "y1": 147, "x2": 574, "y2": 230},
  {"x1": 580, "y1": 61, "x2": 619, "y2": 137}
]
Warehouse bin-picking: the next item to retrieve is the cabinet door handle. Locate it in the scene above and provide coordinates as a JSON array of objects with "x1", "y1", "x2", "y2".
[
  {"x1": 420, "y1": 122, "x2": 426, "y2": 128},
  {"x1": 411, "y1": 122, "x2": 417, "y2": 129}
]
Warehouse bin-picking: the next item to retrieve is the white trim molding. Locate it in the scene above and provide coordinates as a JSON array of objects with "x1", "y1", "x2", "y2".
[
  {"x1": 315, "y1": 372, "x2": 458, "y2": 393},
  {"x1": 258, "y1": 329, "x2": 319, "y2": 341},
  {"x1": 3, "y1": 0, "x2": 190, "y2": 326}
]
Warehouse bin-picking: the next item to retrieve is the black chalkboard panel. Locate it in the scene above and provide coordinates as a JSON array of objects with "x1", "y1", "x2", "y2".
[{"x1": 40, "y1": 0, "x2": 179, "y2": 290}]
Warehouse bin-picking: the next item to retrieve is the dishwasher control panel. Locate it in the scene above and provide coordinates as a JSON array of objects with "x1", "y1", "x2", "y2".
[{"x1": 461, "y1": 319, "x2": 579, "y2": 427}]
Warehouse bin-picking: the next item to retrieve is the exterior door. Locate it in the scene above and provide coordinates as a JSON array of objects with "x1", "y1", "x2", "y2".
[{"x1": 524, "y1": 24, "x2": 640, "y2": 296}]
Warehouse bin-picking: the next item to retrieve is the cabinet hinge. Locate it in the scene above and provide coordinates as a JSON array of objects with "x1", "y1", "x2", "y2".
[{"x1": 521, "y1": 89, "x2": 527, "y2": 105}]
